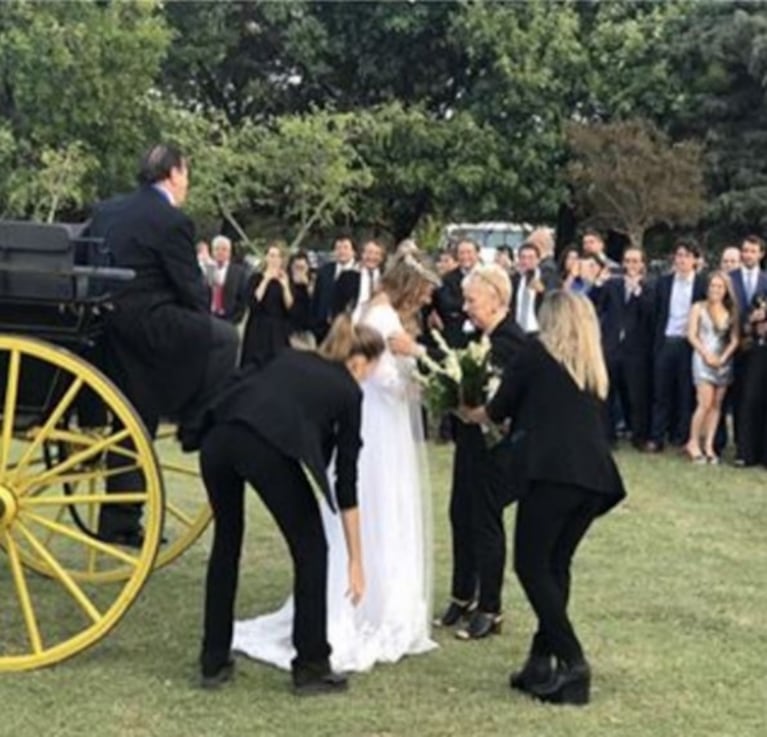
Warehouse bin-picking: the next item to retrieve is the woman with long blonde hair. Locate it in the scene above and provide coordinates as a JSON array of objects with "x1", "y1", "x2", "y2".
[
  {"x1": 466, "y1": 290, "x2": 625, "y2": 706},
  {"x1": 233, "y1": 251, "x2": 441, "y2": 672}
]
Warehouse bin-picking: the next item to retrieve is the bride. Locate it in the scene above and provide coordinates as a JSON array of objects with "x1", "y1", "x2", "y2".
[{"x1": 232, "y1": 252, "x2": 439, "y2": 672}]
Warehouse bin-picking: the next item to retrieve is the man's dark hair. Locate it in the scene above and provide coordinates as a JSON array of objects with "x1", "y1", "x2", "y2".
[
  {"x1": 743, "y1": 234, "x2": 765, "y2": 251},
  {"x1": 518, "y1": 241, "x2": 541, "y2": 259},
  {"x1": 581, "y1": 252, "x2": 604, "y2": 267},
  {"x1": 674, "y1": 239, "x2": 700, "y2": 258},
  {"x1": 496, "y1": 244, "x2": 514, "y2": 259},
  {"x1": 333, "y1": 234, "x2": 357, "y2": 253},
  {"x1": 582, "y1": 228, "x2": 604, "y2": 242},
  {"x1": 137, "y1": 143, "x2": 186, "y2": 186},
  {"x1": 454, "y1": 235, "x2": 480, "y2": 252}
]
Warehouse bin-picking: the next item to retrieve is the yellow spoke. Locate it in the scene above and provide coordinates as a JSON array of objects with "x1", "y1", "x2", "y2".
[
  {"x1": 17, "y1": 428, "x2": 131, "y2": 493},
  {"x1": 21, "y1": 492, "x2": 148, "y2": 507},
  {"x1": 166, "y1": 501, "x2": 194, "y2": 528},
  {"x1": 14, "y1": 520, "x2": 102, "y2": 624},
  {"x1": 87, "y1": 479, "x2": 98, "y2": 574},
  {"x1": 10, "y1": 378, "x2": 83, "y2": 482},
  {"x1": 22, "y1": 510, "x2": 139, "y2": 567},
  {"x1": 42, "y1": 502, "x2": 70, "y2": 549},
  {"x1": 159, "y1": 460, "x2": 199, "y2": 478},
  {"x1": 3, "y1": 529, "x2": 44, "y2": 654},
  {"x1": 1, "y1": 349, "x2": 21, "y2": 476},
  {"x1": 21, "y1": 464, "x2": 142, "y2": 493}
]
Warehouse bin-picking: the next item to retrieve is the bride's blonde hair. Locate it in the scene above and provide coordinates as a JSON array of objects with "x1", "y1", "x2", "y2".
[
  {"x1": 375, "y1": 252, "x2": 440, "y2": 331},
  {"x1": 538, "y1": 290, "x2": 609, "y2": 399}
]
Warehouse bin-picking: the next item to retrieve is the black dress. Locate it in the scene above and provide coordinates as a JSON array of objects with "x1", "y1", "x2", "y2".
[{"x1": 240, "y1": 274, "x2": 293, "y2": 367}]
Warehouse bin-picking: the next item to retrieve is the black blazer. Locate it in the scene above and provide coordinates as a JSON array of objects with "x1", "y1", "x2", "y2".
[
  {"x1": 432, "y1": 267, "x2": 476, "y2": 348},
  {"x1": 310, "y1": 262, "x2": 345, "y2": 338},
  {"x1": 219, "y1": 262, "x2": 249, "y2": 323},
  {"x1": 203, "y1": 349, "x2": 363, "y2": 512},
  {"x1": 332, "y1": 269, "x2": 361, "y2": 317},
  {"x1": 510, "y1": 272, "x2": 545, "y2": 322},
  {"x1": 595, "y1": 276, "x2": 654, "y2": 359},
  {"x1": 729, "y1": 267, "x2": 767, "y2": 328},
  {"x1": 85, "y1": 186, "x2": 213, "y2": 417},
  {"x1": 651, "y1": 272, "x2": 707, "y2": 350},
  {"x1": 488, "y1": 340, "x2": 626, "y2": 511}
]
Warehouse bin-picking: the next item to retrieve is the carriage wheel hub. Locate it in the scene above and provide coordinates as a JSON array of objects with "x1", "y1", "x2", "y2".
[{"x1": 0, "y1": 484, "x2": 18, "y2": 528}]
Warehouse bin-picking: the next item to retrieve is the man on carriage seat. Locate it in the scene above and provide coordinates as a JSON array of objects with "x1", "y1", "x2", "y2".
[{"x1": 86, "y1": 143, "x2": 239, "y2": 546}]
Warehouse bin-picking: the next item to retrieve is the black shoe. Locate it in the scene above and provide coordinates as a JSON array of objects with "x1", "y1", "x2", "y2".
[
  {"x1": 200, "y1": 659, "x2": 235, "y2": 690},
  {"x1": 455, "y1": 610, "x2": 503, "y2": 640},
  {"x1": 99, "y1": 528, "x2": 146, "y2": 549},
  {"x1": 433, "y1": 599, "x2": 477, "y2": 628},
  {"x1": 509, "y1": 654, "x2": 553, "y2": 692},
  {"x1": 528, "y1": 660, "x2": 591, "y2": 706},
  {"x1": 292, "y1": 669, "x2": 348, "y2": 697}
]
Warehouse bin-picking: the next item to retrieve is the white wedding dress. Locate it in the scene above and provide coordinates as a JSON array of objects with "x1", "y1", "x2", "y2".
[{"x1": 231, "y1": 302, "x2": 437, "y2": 672}]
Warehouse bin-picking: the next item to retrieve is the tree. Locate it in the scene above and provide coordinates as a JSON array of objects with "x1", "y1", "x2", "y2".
[{"x1": 565, "y1": 119, "x2": 706, "y2": 248}]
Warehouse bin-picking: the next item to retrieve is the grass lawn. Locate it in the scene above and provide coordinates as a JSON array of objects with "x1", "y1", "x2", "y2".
[{"x1": 2, "y1": 443, "x2": 766, "y2": 737}]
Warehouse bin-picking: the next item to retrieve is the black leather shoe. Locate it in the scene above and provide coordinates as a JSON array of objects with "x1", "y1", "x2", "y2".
[
  {"x1": 99, "y1": 528, "x2": 146, "y2": 549},
  {"x1": 292, "y1": 670, "x2": 348, "y2": 697},
  {"x1": 528, "y1": 660, "x2": 591, "y2": 706},
  {"x1": 200, "y1": 659, "x2": 235, "y2": 690},
  {"x1": 455, "y1": 610, "x2": 502, "y2": 640},
  {"x1": 433, "y1": 599, "x2": 477, "y2": 628},
  {"x1": 509, "y1": 654, "x2": 553, "y2": 692}
]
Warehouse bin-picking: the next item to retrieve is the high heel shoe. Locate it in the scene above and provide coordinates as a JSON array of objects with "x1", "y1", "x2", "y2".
[
  {"x1": 509, "y1": 654, "x2": 553, "y2": 692},
  {"x1": 528, "y1": 659, "x2": 591, "y2": 706},
  {"x1": 455, "y1": 610, "x2": 503, "y2": 640},
  {"x1": 433, "y1": 598, "x2": 477, "y2": 628}
]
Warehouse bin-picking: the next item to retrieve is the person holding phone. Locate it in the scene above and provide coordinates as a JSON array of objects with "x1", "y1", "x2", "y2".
[{"x1": 241, "y1": 241, "x2": 295, "y2": 367}]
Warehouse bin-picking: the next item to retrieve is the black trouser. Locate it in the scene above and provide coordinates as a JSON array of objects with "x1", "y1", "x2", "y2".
[
  {"x1": 514, "y1": 481, "x2": 602, "y2": 665},
  {"x1": 607, "y1": 350, "x2": 650, "y2": 445},
  {"x1": 449, "y1": 421, "x2": 505, "y2": 613},
  {"x1": 650, "y1": 338, "x2": 693, "y2": 446},
  {"x1": 100, "y1": 318, "x2": 239, "y2": 536},
  {"x1": 716, "y1": 351, "x2": 746, "y2": 454},
  {"x1": 736, "y1": 344, "x2": 767, "y2": 465},
  {"x1": 199, "y1": 423, "x2": 330, "y2": 674}
]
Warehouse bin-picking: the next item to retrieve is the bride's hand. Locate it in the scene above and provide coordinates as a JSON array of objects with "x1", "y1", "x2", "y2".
[
  {"x1": 388, "y1": 331, "x2": 425, "y2": 358},
  {"x1": 346, "y1": 559, "x2": 365, "y2": 606}
]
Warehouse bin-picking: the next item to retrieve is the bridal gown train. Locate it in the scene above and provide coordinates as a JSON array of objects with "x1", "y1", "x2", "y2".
[{"x1": 231, "y1": 302, "x2": 437, "y2": 672}]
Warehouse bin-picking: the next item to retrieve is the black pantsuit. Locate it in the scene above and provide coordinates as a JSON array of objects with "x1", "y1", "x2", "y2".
[
  {"x1": 195, "y1": 349, "x2": 363, "y2": 678},
  {"x1": 737, "y1": 344, "x2": 767, "y2": 465},
  {"x1": 200, "y1": 424, "x2": 329, "y2": 673}
]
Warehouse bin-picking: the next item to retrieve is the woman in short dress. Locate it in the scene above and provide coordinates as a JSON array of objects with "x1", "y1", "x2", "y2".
[{"x1": 686, "y1": 271, "x2": 740, "y2": 464}]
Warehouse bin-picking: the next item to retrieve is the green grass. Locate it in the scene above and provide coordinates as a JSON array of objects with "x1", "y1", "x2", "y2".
[{"x1": 3, "y1": 445, "x2": 767, "y2": 737}]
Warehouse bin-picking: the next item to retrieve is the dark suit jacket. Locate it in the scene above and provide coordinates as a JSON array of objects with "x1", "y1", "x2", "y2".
[
  {"x1": 488, "y1": 340, "x2": 626, "y2": 511},
  {"x1": 218, "y1": 262, "x2": 249, "y2": 323},
  {"x1": 729, "y1": 267, "x2": 767, "y2": 328},
  {"x1": 85, "y1": 186, "x2": 213, "y2": 418},
  {"x1": 595, "y1": 276, "x2": 654, "y2": 359},
  {"x1": 311, "y1": 261, "x2": 347, "y2": 339},
  {"x1": 651, "y1": 272, "x2": 707, "y2": 350},
  {"x1": 332, "y1": 269, "x2": 361, "y2": 317},
  {"x1": 205, "y1": 349, "x2": 363, "y2": 511},
  {"x1": 510, "y1": 272, "x2": 545, "y2": 323},
  {"x1": 432, "y1": 268, "x2": 476, "y2": 348},
  {"x1": 539, "y1": 256, "x2": 561, "y2": 291}
]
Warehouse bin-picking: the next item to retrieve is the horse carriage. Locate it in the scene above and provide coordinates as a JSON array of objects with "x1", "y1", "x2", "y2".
[{"x1": 0, "y1": 221, "x2": 211, "y2": 671}]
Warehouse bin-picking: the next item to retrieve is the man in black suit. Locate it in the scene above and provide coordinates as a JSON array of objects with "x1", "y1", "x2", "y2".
[
  {"x1": 431, "y1": 238, "x2": 480, "y2": 348},
  {"x1": 646, "y1": 241, "x2": 707, "y2": 451},
  {"x1": 310, "y1": 235, "x2": 356, "y2": 342},
  {"x1": 594, "y1": 246, "x2": 654, "y2": 447},
  {"x1": 208, "y1": 235, "x2": 249, "y2": 323},
  {"x1": 331, "y1": 238, "x2": 386, "y2": 318},
  {"x1": 730, "y1": 235, "x2": 767, "y2": 465},
  {"x1": 527, "y1": 227, "x2": 561, "y2": 290},
  {"x1": 88, "y1": 143, "x2": 239, "y2": 543},
  {"x1": 511, "y1": 242, "x2": 550, "y2": 335}
]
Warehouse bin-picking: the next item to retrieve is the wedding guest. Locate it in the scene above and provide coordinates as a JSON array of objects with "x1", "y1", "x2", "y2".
[
  {"x1": 432, "y1": 238, "x2": 480, "y2": 348},
  {"x1": 198, "y1": 315, "x2": 385, "y2": 693},
  {"x1": 645, "y1": 242, "x2": 707, "y2": 452},
  {"x1": 527, "y1": 226, "x2": 560, "y2": 289},
  {"x1": 720, "y1": 246, "x2": 741, "y2": 272},
  {"x1": 467, "y1": 291, "x2": 626, "y2": 706},
  {"x1": 311, "y1": 236, "x2": 356, "y2": 342},
  {"x1": 685, "y1": 272, "x2": 740, "y2": 463},
  {"x1": 332, "y1": 238, "x2": 386, "y2": 319},
  {"x1": 208, "y1": 235, "x2": 249, "y2": 324},
  {"x1": 435, "y1": 265, "x2": 527, "y2": 639},
  {"x1": 288, "y1": 250, "x2": 313, "y2": 343},
  {"x1": 569, "y1": 253, "x2": 605, "y2": 298},
  {"x1": 594, "y1": 246, "x2": 653, "y2": 447},
  {"x1": 558, "y1": 246, "x2": 580, "y2": 290},
  {"x1": 435, "y1": 248, "x2": 458, "y2": 278},
  {"x1": 511, "y1": 242, "x2": 548, "y2": 335},
  {"x1": 582, "y1": 228, "x2": 620, "y2": 275},
  {"x1": 494, "y1": 244, "x2": 515, "y2": 276},
  {"x1": 240, "y1": 241, "x2": 294, "y2": 368}
]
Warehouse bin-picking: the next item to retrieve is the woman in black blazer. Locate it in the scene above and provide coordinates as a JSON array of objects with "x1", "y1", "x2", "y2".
[
  {"x1": 467, "y1": 290, "x2": 626, "y2": 706},
  {"x1": 198, "y1": 316, "x2": 385, "y2": 694}
]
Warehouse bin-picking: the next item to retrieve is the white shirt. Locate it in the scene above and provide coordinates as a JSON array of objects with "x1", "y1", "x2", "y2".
[
  {"x1": 515, "y1": 269, "x2": 540, "y2": 334},
  {"x1": 742, "y1": 266, "x2": 760, "y2": 302},
  {"x1": 212, "y1": 262, "x2": 229, "y2": 287},
  {"x1": 334, "y1": 260, "x2": 356, "y2": 280},
  {"x1": 152, "y1": 184, "x2": 175, "y2": 206},
  {"x1": 665, "y1": 273, "x2": 694, "y2": 337}
]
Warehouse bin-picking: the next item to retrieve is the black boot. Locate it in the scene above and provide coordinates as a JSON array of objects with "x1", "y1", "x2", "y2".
[
  {"x1": 433, "y1": 598, "x2": 477, "y2": 628},
  {"x1": 455, "y1": 610, "x2": 503, "y2": 640},
  {"x1": 509, "y1": 653, "x2": 553, "y2": 692},
  {"x1": 200, "y1": 658, "x2": 235, "y2": 690},
  {"x1": 292, "y1": 660, "x2": 348, "y2": 697},
  {"x1": 528, "y1": 659, "x2": 591, "y2": 706}
]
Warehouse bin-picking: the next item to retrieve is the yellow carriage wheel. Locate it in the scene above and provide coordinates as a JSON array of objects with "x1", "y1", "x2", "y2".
[{"x1": 0, "y1": 335, "x2": 163, "y2": 671}]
